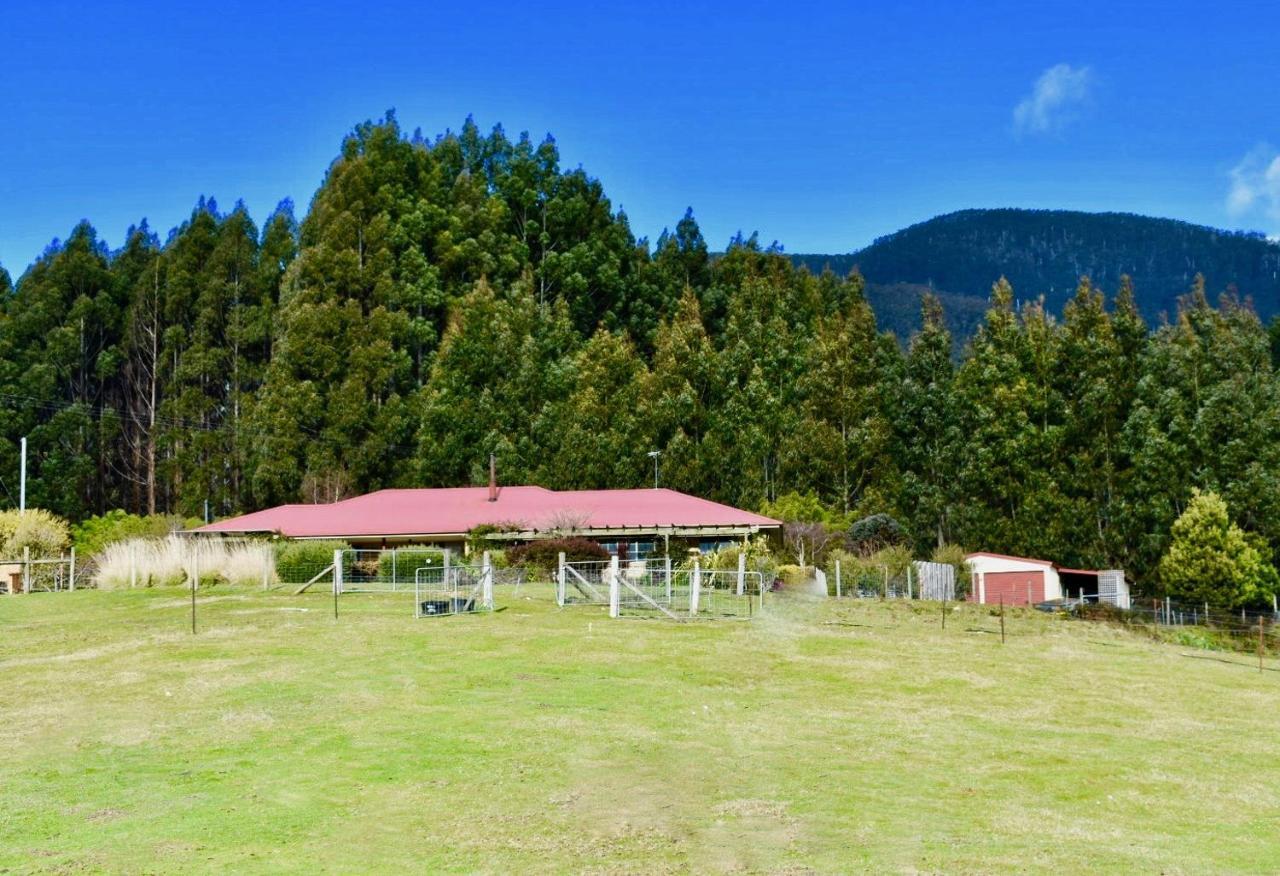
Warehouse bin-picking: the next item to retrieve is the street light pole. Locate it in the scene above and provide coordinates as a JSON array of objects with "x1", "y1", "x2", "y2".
[{"x1": 647, "y1": 450, "x2": 661, "y2": 489}]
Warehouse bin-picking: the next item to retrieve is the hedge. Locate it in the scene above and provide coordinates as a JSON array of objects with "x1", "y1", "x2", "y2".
[
  {"x1": 507, "y1": 537, "x2": 609, "y2": 573},
  {"x1": 274, "y1": 540, "x2": 351, "y2": 584}
]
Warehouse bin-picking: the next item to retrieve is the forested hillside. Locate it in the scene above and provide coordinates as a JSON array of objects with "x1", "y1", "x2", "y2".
[
  {"x1": 793, "y1": 208, "x2": 1280, "y2": 335},
  {"x1": 3, "y1": 116, "x2": 1280, "y2": 590}
]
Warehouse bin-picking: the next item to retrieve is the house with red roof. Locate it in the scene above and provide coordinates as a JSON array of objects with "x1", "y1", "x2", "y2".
[{"x1": 195, "y1": 481, "x2": 780, "y2": 560}]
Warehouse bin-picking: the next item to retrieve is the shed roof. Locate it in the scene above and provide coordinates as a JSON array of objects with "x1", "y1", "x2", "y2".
[
  {"x1": 194, "y1": 486, "x2": 779, "y2": 539},
  {"x1": 966, "y1": 552, "x2": 1100, "y2": 574},
  {"x1": 965, "y1": 551, "x2": 1057, "y2": 567}
]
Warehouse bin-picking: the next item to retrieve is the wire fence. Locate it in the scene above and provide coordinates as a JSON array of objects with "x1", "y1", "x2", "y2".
[
  {"x1": 829, "y1": 561, "x2": 917, "y2": 600},
  {"x1": 558, "y1": 556, "x2": 766, "y2": 620},
  {"x1": 0, "y1": 554, "x2": 79, "y2": 593},
  {"x1": 413, "y1": 564, "x2": 494, "y2": 618}
]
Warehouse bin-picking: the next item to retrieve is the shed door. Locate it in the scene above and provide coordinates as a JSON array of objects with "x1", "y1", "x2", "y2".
[{"x1": 984, "y1": 571, "x2": 1044, "y2": 606}]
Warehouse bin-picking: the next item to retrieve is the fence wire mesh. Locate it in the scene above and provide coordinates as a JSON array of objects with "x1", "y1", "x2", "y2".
[
  {"x1": 0, "y1": 555, "x2": 77, "y2": 593},
  {"x1": 414, "y1": 564, "x2": 494, "y2": 617},
  {"x1": 558, "y1": 558, "x2": 765, "y2": 620}
]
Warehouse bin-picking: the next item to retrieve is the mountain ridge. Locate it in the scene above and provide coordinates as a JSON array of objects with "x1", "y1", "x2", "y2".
[{"x1": 791, "y1": 208, "x2": 1280, "y2": 337}]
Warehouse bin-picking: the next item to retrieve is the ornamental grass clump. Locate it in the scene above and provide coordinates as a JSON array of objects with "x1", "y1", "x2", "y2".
[{"x1": 94, "y1": 536, "x2": 275, "y2": 590}]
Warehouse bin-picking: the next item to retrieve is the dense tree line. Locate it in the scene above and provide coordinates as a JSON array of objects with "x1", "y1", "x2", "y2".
[{"x1": 2, "y1": 115, "x2": 1279, "y2": 593}]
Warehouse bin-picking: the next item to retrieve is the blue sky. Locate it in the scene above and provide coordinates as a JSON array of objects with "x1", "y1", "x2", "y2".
[{"x1": 2, "y1": 0, "x2": 1278, "y2": 274}]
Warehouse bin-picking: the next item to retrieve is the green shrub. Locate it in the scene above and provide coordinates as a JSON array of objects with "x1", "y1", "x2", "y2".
[
  {"x1": 1158, "y1": 489, "x2": 1276, "y2": 609},
  {"x1": 824, "y1": 547, "x2": 858, "y2": 595},
  {"x1": 71, "y1": 510, "x2": 186, "y2": 558},
  {"x1": 274, "y1": 540, "x2": 351, "y2": 584},
  {"x1": 508, "y1": 537, "x2": 609, "y2": 573},
  {"x1": 693, "y1": 535, "x2": 777, "y2": 580},
  {"x1": 775, "y1": 564, "x2": 808, "y2": 588},
  {"x1": 848, "y1": 513, "x2": 907, "y2": 556},
  {"x1": 870, "y1": 544, "x2": 914, "y2": 578},
  {"x1": 0, "y1": 508, "x2": 70, "y2": 559},
  {"x1": 377, "y1": 547, "x2": 447, "y2": 581}
]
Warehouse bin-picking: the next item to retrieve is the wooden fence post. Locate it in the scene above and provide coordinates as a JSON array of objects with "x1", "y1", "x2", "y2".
[
  {"x1": 835, "y1": 559, "x2": 842, "y2": 598},
  {"x1": 191, "y1": 550, "x2": 198, "y2": 635},
  {"x1": 1260, "y1": 616, "x2": 1266, "y2": 673},
  {"x1": 333, "y1": 548, "x2": 342, "y2": 619},
  {"x1": 69, "y1": 546, "x2": 76, "y2": 591},
  {"x1": 999, "y1": 596, "x2": 1005, "y2": 645},
  {"x1": 482, "y1": 550, "x2": 493, "y2": 609},
  {"x1": 608, "y1": 555, "x2": 621, "y2": 618}
]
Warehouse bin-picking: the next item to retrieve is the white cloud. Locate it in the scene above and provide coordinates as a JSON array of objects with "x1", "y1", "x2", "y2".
[
  {"x1": 1013, "y1": 64, "x2": 1093, "y2": 136},
  {"x1": 1226, "y1": 144, "x2": 1280, "y2": 233}
]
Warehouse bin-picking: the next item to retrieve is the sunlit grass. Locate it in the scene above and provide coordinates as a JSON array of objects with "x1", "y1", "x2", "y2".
[{"x1": 1, "y1": 587, "x2": 1277, "y2": 873}]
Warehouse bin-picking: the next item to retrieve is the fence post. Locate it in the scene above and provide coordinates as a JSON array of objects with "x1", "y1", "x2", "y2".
[
  {"x1": 608, "y1": 555, "x2": 620, "y2": 618},
  {"x1": 69, "y1": 546, "x2": 76, "y2": 592},
  {"x1": 191, "y1": 550, "x2": 198, "y2": 635},
  {"x1": 557, "y1": 552, "x2": 566, "y2": 606},
  {"x1": 332, "y1": 549, "x2": 341, "y2": 618},
  {"x1": 908, "y1": 565, "x2": 914, "y2": 599},
  {"x1": 881, "y1": 565, "x2": 888, "y2": 600},
  {"x1": 664, "y1": 555, "x2": 672, "y2": 602},
  {"x1": 835, "y1": 559, "x2": 842, "y2": 598},
  {"x1": 736, "y1": 551, "x2": 746, "y2": 596},
  {"x1": 1259, "y1": 616, "x2": 1266, "y2": 673},
  {"x1": 941, "y1": 599, "x2": 947, "y2": 630},
  {"x1": 23, "y1": 546, "x2": 30, "y2": 594},
  {"x1": 690, "y1": 557, "x2": 702, "y2": 616},
  {"x1": 1274, "y1": 593, "x2": 1279, "y2": 621},
  {"x1": 482, "y1": 551, "x2": 493, "y2": 610},
  {"x1": 999, "y1": 596, "x2": 1005, "y2": 645}
]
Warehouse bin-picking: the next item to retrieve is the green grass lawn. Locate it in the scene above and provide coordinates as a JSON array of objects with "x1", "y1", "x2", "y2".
[{"x1": 2, "y1": 586, "x2": 1278, "y2": 874}]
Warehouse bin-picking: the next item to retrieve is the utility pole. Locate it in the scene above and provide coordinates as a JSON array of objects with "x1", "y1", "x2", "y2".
[{"x1": 19, "y1": 436, "x2": 26, "y2": 515}]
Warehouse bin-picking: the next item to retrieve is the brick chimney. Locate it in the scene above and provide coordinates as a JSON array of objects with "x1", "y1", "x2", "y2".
[{"x1": 488, "y1": 453, "x2": 498, "y2": 502}]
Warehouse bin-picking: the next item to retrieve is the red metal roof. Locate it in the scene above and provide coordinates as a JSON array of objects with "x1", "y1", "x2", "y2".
[{"x1": 195, "y1": 486, "x2": 780, "y2": 539}]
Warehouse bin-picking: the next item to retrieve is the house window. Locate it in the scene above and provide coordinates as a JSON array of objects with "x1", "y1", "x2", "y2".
[{"x1": 599, "y1": 540, "x2": 657, "y2": 561}]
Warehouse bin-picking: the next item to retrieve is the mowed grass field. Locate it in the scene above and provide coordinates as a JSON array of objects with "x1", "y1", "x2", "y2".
[{"x1": 2, "y1": 586, "x2": 1279, "y2": 874}]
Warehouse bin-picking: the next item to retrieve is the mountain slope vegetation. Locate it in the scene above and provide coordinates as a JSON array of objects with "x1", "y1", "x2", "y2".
[{"x1": 793, "y1": 208, "x2": 1280, "y2": 335}]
